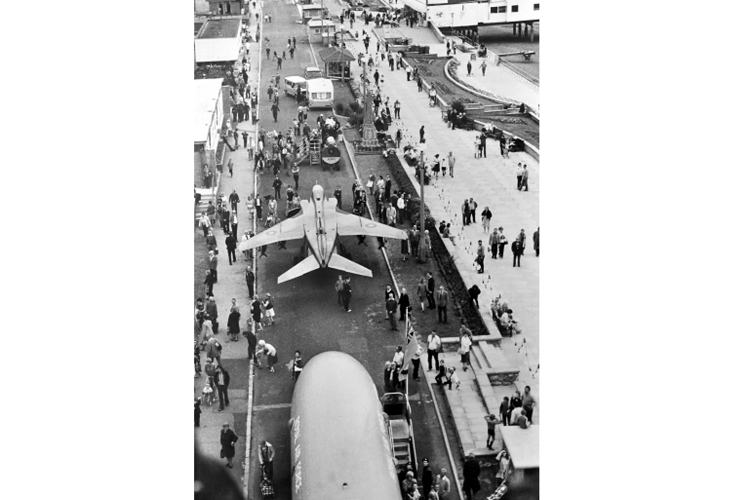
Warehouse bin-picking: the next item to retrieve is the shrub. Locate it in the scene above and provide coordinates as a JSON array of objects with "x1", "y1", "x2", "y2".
[
  {"x1": 334, "y1": 102, "x2": 345, "y2": 115},
  {"x1": 451, "y1": 99, "x2": 466, "y2": 114},
  {"x1": 349, "y1": 101, "x2": 363, "y2": 114},
  {"x1": 348, "y1": 112, "x2": 364, "y2": 128}
]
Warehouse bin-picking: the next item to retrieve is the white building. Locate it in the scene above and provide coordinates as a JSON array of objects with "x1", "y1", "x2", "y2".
[{"x1": 402, "y1": 0, "x2": 540, "y2": 30}]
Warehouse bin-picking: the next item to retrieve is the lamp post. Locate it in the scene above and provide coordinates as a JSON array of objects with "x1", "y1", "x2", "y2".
[{"x1": 417, "y1": 144, "x2": 426, "y2": 263}]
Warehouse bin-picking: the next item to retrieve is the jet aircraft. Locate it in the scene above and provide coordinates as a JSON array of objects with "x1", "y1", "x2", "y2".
[{"x1": 238, "y1": 184, "x2": 407, "y2": 283}]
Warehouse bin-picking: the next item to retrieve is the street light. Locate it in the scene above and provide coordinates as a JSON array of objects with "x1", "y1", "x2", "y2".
[{"x1": 417, "y1": 143, "x2": 427, "y2": 263}]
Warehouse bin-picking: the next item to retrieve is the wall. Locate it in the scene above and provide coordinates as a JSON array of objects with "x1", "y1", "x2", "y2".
[{"x1": 195, "y1": 0, "x2": 212, "y2": 15}]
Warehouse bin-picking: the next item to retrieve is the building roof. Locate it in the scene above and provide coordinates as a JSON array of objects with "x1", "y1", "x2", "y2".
[
  {"x1": 319, "y1": 46, "x2": 355, "y2": 63},
  {"x1": 197, "y1": 18, "x2": 241, "y2": 39},
  {"x1": 194, "y1": 78, "x2": 224, "y2": 143}
]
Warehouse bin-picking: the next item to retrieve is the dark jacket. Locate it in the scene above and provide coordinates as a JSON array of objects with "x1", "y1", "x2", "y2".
[
  {"x1": 227, "y1": 311, "x2": 241, "y2": 334},
  {"x1": 386, "y1": 298, "x2": 397, "y2": 313},
  {"x1": 220, "y1": 428, "x2": 238, "y2": 457},
  {"x1": 462, "y1": 458, "x2": 481, "y2": 490},
  {"x1": 215, "y1": 366, "x2": 230, "y2": 387},
  {"x1": 225, "y1": 235, "x2": 237, "y2": 250},
  {"x1": 342, "y1": 282, "x2": 352, "y2": 299},
  {"x1": 398, "y1": 293, "x2": 410, "y2": 309}
]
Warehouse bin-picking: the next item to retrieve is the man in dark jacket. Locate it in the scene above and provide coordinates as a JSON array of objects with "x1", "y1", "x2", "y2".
[
  {"x1": 225, "y1": 233, "x2": 237, "y2": 265},
  {"x1": 242, "y1": 321, "x2": 259, "y2": 366},
  {"x1": 215, "y1": 364, "x2": 230, "y2": 410},
  {"x1": 398, "y1": 288, "x2": 411, "y2": 321},
  {"x1": 228, "y1": 190, "x2": 240, "y2": 213},
  {"x1": 512, "y1": 239, "x2": 522, "y2": 268},
  {"x1": 421, "y1": 458, "x2": 434, "y2": 500},
  {"x1": 462, "y1": 454, "x2": 481, "y2": 500},
  {"x1": 426, "y1": 272, "x2": 436, "y2": 309},
  {"x1": 342, "y1": 277, "x2": 352, "y2": 312},
  {"x1": 220, "y1": 423, "x2": 239, "y2": 468},
  {"x1": 272, "y1": 175, "x2": 283, "y2": 200},
  {"x1": 386, "y1": 293, "x2": 398, "y2": 331}
]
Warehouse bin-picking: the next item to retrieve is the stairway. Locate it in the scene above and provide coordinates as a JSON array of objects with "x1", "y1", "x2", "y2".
[{"x1": 389, "y1": 418, "x2": 412, "y2": 468}]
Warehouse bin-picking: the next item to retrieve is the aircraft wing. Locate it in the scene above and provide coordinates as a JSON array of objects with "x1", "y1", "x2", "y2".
[
  {"x1": 238, "y1": 215, "x2": 306, "y2": 251},
  {"x1": 335, "y1": 211, "x2": 408, "y2": 240}
]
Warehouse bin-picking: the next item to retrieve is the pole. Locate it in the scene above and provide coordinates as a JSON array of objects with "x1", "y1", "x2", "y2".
[{"x1": 418, "y1": 150, "x2": 426, "y2": 262}]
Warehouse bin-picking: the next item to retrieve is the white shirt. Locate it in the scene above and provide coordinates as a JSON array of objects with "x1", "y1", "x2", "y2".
[
  {"x1": 412, "y1": 346, "x2": 423, "y2": 361},
  {"x1": 427, "y1": 334, "x2": 442, "y2": 351},
  {"x1": 264, "y1": 343, "x2": 276, "y2": 356},
  {"x1": 397, "y1": 197, "x2": 405, "y2": 209},
  {"x1": 459, "y1": 335, "x2": 472, "y2": 354},
  {"x1": 393, "y1": 351, "x2": 404, "y2": 366}
]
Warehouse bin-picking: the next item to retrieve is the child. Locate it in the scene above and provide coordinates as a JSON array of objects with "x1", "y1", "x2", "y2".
[
  {"x1": 484, "y1": 414, "x2": 501, "y2": 448},
  {"x1": 448, "y1": 367, "x2": 460, "y2": 391},
  {"x1": 202, "y1": 377, "x2": 214, "y2": 406}
]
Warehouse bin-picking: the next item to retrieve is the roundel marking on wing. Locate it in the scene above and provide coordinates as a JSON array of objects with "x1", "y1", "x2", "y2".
[
  {"x1": 365, "y1": 223, "x2": 377, "y2": 228},
  {"x1": 266, "y1": 230, "x2": 276, "y2": 235}
]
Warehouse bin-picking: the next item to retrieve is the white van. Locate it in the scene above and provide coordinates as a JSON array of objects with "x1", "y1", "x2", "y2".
[
  {"x1": 284, "y1": 76, "x2": 307, "y2": 98},
  {"x1": 306, "y1": 78, "x2": 334, "y2": 109}
]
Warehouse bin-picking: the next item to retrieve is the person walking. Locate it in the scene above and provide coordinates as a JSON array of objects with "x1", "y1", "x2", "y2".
[
  {"x1": 520, "y1": 164, "x2": 529, "y2": 191},
  {"x1": 398, "y1": 288, "x2": 411, "y2": 321},
  {"x1": 466, "y1": 60, "x2": 472, "y2": 76},
  {"x1": 242, "y1": 322, "x2": 260, "y2": 366},
  {"x1": 518, "y1": 228, "x2": 526, "y2": 255},
  {"x1": 251, "y1": 294, "x2": 264, "y2": 331},
  {"x1": 259, "y1": 440, "x2": 275, "y2": 480},
  {"x1": 335, "y1": 275, "x2": 345, "y2": 305},
  {"x1": 225, "y1": 232, "x2": 237, "y2": 265},
  {"x1": 533, "y1": 227, "x2": 540, "y2": 256},
  {"x1": 411, "y1": 344, "x2": 423, "y2": 381},
  {"x1": 459, "y1": 329, "x2": 472, "y2": 371},
  {"x1": 426, "y1": 330, "x2": 442, "y2": 371},
  {"x1": 209, "y1": 250, "x2": 218, "y2": 283},
  {"x1": 421, "y1": 458, "x2": 434, "y2": 500},
  {"x1": 481, "y1": 59, "x2": 487, "y2": 76},
  {"x1": 447, "y1": 151, "x2": 455, "y2": 177},
  {"x1": 227, "y1": 304, "x2": 241, "y2": 342},
  {"x1": 522, "y1": 385, "x2": 537, "y2": 424},
  {"x1": 386, "y1": 293, "x2": 398, "y2": 331},
  {"x1": 489, "y1": 228, "x2": 500, "y2": 259},
  {"x1": 417, "y1": 277, "x2": 428, "y2": 312},
  {"x1": 475, "y1": 240, "x2": 485, "y2": 274},
  {"x1": 462, "y1": 454, "x2": 481, "y2": 500},
  {"x1": 512, "y1": 237, "x2": 522, "y2": 267},
  {"x1": 342, "y1": 277, "x2": 352, "y2": 312},
  {"x1": 516, "y1": 163, "x2": 523, "y2": 190},
  {"x1": 481, "y1": 207, "x2": 492, "y2": 234},
  {"x1": 215, "y1": 363, "x2": 231, "y2": 410},
  {"x1": 436, "y1": 286, "x2": 448, "y2": 323},
  {"x1": 245, "y1": 266, "x2": 255, "y2": 298},
  {"x1": 262, "y1": 293, "x2": 275, "y2": 326},
  {"x1": 426, "y1": 272, "x2": 436, "y2": 309},
  {"x1": 220, "y1": 423, "x2": 238, "y2": 468},
  {"x1": 271, "y1": 102, "x2": 279, "y2": 122}
]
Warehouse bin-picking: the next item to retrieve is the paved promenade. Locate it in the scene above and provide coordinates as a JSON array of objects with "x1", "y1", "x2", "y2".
[
  {"x1": 448, "y1": 49, "x2": 540, "y2": 110},
  {"x1": 337, "y1": 7, "x2": 541, "y2": 458}
]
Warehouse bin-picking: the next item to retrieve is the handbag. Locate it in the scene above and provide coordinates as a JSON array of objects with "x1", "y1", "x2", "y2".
[{"x1": 220, "y1": 448, "x2": 225, "y2": 458}]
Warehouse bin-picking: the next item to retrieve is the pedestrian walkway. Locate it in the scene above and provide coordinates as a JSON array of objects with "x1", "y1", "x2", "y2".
[
  {"x1": 194, "y1": 3, "x2": 263, "y2": 490},
  {"x1": 447, "y1": 49, "x2": 539, "y2": 110},
  {"x1": 340, "y1": 8, "x2": 541, "y2": 458}
]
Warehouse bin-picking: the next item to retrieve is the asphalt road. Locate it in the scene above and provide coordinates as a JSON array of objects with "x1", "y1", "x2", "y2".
[{"x1": 246, "y1": 3, "x2": 463, "y2": 500}]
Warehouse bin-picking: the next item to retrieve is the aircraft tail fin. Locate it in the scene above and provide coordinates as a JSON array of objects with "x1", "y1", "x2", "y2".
[
  {"x1": 278, "y1": 255, "x2": 321, "y2": 284},
  {"x1": 327, "y1": 253, "x2": 373, "y2": 278}
]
